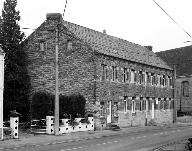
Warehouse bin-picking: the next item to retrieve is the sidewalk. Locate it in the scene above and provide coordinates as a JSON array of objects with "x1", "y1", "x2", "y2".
[{"x1": 0, "y1": 123, "x2": 191, "y2": 150}]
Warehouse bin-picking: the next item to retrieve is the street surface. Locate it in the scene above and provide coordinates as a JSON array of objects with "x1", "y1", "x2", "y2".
[{"x1": 3, "y1": 126, "x2": 192, "y2": 151}]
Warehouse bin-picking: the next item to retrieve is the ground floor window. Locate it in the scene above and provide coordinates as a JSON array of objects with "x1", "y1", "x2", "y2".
[
  {"x1": 132, "y1": 100, "x2": 136, "y2": 113},
  {"x1": 100, "y1": 102, "x2": 105, "y2": 117},
  {"x1": 124, "y1": 98, "x2": 127, "y2": 113}
]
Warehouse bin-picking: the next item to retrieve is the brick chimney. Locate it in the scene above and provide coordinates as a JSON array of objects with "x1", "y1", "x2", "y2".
[
  {"x1": 103, "y1": 29, "x2": 106, "y2": 34},
  {"x1": 46, "y1": 13, "x2": 62, "y2": 22},
  {"x1": 144, "y1": 46, "x2": 153, "y2": 51}
]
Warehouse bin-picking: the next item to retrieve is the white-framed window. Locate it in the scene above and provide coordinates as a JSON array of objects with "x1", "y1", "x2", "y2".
[
  {"x1": 151, "y1": 73, "x2": 155, "y2": 86},
  {"x1": 123, "y1": 68, "x2": 129, "y2": 83},
  {"x1": 112, "y1": 66, "x2": 118, "y2": 82},
  {"x1": 130, "y1": 69, "x2": 135, "y2": 83},
  {"x1": 39, "y1": 42, "x2": 44, "y2": 51},
  {"x1": 139, "y1": 71, "x2": 145, "y2": 85},
  {"x1": 132, "y1": 100, "x2": 136, "y2": 113},
  {"x1": 146, "y1": 72, "x2": 151, "y2": 86},
  {"x1": 124, "y1": 98, "x2": 127, "y2": 113},
  {"x1": 67, "y1": 40, "x2": 73, "y2": 50},
  {"x1": 100, "y1": 102, "x2": 105, "y2": 117},
  {"x1": 101, "y1": 64, "x2": 108, "y2": 81}
]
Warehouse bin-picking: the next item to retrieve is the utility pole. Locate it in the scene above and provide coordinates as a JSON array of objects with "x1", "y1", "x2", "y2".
[
  {"x1": 54, "y1": 25, "x2": 59, "y2": 135},
  {"x1": 173, "y1": 64, "x2": 177, "y2": 123}
]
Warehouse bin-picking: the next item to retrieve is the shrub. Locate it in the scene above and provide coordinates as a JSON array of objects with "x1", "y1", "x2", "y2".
[{"x1": 31, "y1": 92, "x2": 86, "y2": 119}]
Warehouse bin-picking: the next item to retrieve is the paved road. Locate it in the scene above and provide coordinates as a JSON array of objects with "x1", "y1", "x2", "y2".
[{"x1": 4, "y1": 126, "x2": 192, "y2": 151}]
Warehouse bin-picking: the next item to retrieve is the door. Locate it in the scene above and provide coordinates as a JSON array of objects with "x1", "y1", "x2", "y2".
[
  {"x1": 107, "y1": 101, "x2": 112, "y2": 123},
  {"x1": 152, "y1": 101, "x2": 155, "y2": 119}
]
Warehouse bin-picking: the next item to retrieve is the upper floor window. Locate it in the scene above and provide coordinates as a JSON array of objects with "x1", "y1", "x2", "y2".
[
  {"x1": 182, "y1": 81, "x2": 189, "y2": 97},
  {"x1": 130, "y1": 69, "x2": 135, "y2": 83},
  {"x1": 39, "y1": 41, "x2": 47, "y2": 51},
  {"x1": 101, "y1": 64, "x2": 108, "y2": 81},
  {"x1": 123, "y1": 68, "x2": 129, "y2": 83},
  {"x1": 67, "y1": 40, "x2": 73, "y2": 50},
  {"x1": 139, "y1": 71, "x2": 145, "y2": 85},
  {"x1": 146, "y1": 72, "x2": 151, "y2": 85},
  {"x1": 151, "y1": 73, "x2": 156, "y2": 86},
  {"x1": 112, "y1": 66, "x2": 118, "y2": 81},
  {"x1": 169, "y1": 76, "x2": 173, "y2": 88}
]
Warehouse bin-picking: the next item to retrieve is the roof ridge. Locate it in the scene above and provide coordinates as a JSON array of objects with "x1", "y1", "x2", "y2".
[{"x1": 63, "y1": 20, "x2": 145, "y2": 49}]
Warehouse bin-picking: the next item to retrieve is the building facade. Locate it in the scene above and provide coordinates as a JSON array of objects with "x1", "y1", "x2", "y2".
[
  {"x1": 22, "y1": 13, "x2": 174, "y2": 128},
  {"x1": 156, "y1": 46, "x2": 192, "y2": 113}
]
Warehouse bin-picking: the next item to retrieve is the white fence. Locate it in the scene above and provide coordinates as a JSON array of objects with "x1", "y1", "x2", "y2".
[{"x1": 46, "y1": 116, "x2": 94, "y2": 134}]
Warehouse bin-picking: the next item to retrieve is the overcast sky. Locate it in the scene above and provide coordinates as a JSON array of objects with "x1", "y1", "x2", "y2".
[{"x1": 1, "y1": 0, "x2": 192, "y2": 52}]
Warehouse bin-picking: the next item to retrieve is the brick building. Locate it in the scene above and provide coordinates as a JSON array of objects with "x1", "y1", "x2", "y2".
[
  {"x1": 22, "y1": 13, "x2": 174, "y2": 128},
  {"x1": 156, "y1": 46, "x2": 192, "y2": 112}
]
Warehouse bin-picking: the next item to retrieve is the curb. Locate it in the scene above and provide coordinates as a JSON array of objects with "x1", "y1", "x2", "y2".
[{"x1": 151, "y1": 138, "x2": 187, "y2": 151}]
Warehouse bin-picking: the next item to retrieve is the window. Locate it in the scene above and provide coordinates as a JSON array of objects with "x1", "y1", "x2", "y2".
[
  {"x1": 132, "y1": 100, "x2": 136, "y2": 113},
  {"x1": 100, "y1": 102, "x2": 105, "y2": 117},
  {"x1": 130, "y1": 69, "x2": 135, "y2": 83},
  {"x1": 182, "y1": 81, "x2": 189, "y2": 97},
  {"x1": 39, "y1": 42, "x2": 44, "y2": 51},
  {"x1": 112, "y1": 66, "x2": 118, "y2": 81},
  {"x1": 67, "y1": 40, "x2": 73, "y2": 50},
  {"x1": 169, "y1": 77, "x2": 173, "y2": 88},
  {"x1": 151, "y1": 73, "x2": 155, "y2": 86},
  {"x1": 139, "y1": 71, "x2": 145, "y2": 85},
  {"x1": 123, "y1": 68, "x2": 129, "y2": 83},
  {"x1": 146, "y1": 99, "x2": 149, "y2": 111},
  {"x1": 157, "y1": 74, "x2": 160, "y2": 87},
  {"x1": 101, "y1": 64, "x2": 108, "y2": 81},
  {"x1": 139, "y1": 100, "x2": 142, "y2": 111},
  {"x1": 124, "y1": 98, "x2": 127, "y2": 113},
  {"x1": 162, "y1": 75, "x2": 166, "y2": 87},
  {"x1": 146, "y1": 72, "x2": 151, "y2": 85}
]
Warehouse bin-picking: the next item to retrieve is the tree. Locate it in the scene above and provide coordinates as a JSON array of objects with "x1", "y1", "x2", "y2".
[{"x1": 0, "y1": 0, "x2": 30, "y2": 121}]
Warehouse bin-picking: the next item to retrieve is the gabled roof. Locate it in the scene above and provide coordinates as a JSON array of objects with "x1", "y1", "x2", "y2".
[
  {"x1": 156, "y1": 45, "x2": 192, "y2": 76},
  {"x1": 62, "y1": 21, "x2": 172, "y2": 70}
]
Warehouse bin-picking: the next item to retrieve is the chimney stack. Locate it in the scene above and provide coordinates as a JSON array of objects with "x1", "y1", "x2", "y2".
[
  {"x1": 103, "y1": 29, "x2": 106, "y2": 34},
  {"x1": 46, "y1": 13, "x2": 62, "y2": 22},
  {"x1": 144, "y1": 46, "x2": 153, "y2": 51}
]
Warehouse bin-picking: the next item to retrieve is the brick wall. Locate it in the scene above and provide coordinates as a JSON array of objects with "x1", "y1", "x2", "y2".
[
  {"x1": 22, "y1": 14, "x2": 174, "y2": 129},
  {"x1": 176, "y1": 76, "x2": 192, "y2": 112},
  {"x1": 22, "y1": 17, "x2": 96, "y2": 104}
]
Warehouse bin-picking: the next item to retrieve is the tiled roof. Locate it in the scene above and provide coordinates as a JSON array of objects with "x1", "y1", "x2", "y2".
[
  {"x1": 62, "y1": 21, "x2": 172, "y2": 70},
  {"x1": 156, "y1": 45, "x2": 192, "y2": 76}
]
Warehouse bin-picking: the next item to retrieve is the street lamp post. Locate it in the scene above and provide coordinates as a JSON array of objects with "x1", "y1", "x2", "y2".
[{"x1": 54, "y1": 25, "x2": 59, "y2": 135}]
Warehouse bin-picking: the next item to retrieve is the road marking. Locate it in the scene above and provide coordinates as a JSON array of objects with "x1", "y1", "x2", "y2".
[
  {"x1": 73, "y1": 147, "x2": 77, "y2": 150},
  {"x1": 114, "y1": 140, "x2": 118, "y2": 142},
  {"x1": 153, "y1": 133, "x2": 158, "y2": 136},
  {"x1": 52, "y1": 142, "x2": 57, "y2": 145},
  {"x1": 142, "y1": 136, "x2": 147, "y2": 138},
  {"x1": 35, "y1": 144, "x2": 40, "y2": 147},
  {"x1": 171, "y1": 130, "x2": 175, "y2": 133},
  {"x1": 97, "y1": 144, "x2": 101, "y2": 145},
  {"x1": 131, "y1": 137, "x2": 135, "y2": 140},
  {"x1": 66, "y1": 149, "x2": 71, "y2": 151},
  {"x1": 136, "y1": 136, "x2": 141, "y2": 139},
  {"x1": 43, "y1": 143, "x2": 50, "y2": 145},
  {"x1": 107, "y1": 141, "x2": 112, "y2": 143},
  {"x1": 102, "y1": 142, "x2": 106, "y2": 145},
  {"x1": 78, "y1": 146, "x2": 83, "y2": 149}
]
